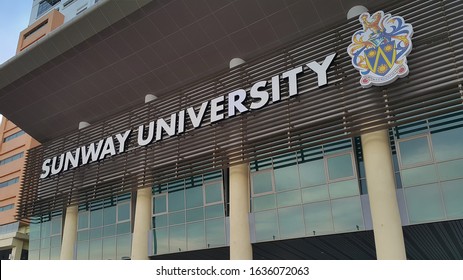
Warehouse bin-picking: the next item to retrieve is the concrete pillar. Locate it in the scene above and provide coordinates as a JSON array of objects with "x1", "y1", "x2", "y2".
[
  {"x1": 10, "y1": 239, "x2": 24, "y2": 260},
  {"x1": 361, "y1": 129, "x2": 406, "y2": 259},
  {"x1": 60, "y1": 205, "x2": 78, "y2": 260},
  {"x1": 229, "y1": 164, "x2": 253, "y2": 260},
  {"x1": 131, "y1": 187, "x2": 152, "y2": 260}
]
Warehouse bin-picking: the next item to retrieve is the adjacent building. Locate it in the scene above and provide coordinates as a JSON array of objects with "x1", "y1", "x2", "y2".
[{"x1": 0, "y1": 0, "x2": 461, "y2": 260}]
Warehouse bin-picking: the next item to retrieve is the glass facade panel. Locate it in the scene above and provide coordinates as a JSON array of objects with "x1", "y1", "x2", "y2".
[
  {"x1": 154, "y1": 195, "x2": 167, "y2": 214},
  {"x1": 331, "y1": 196, "x2": 364, "y2": 233},
  {"x1": 276, "y1": 190, "x2": 301, "y2": 208},
  {"x1": 301, "y1": 185, "x2": 329, "y2": 203},
  {"x1": 103, "y1": 206, "x2": 116, "y2": 225},
  {"x1": 169, "y1": 225, "x2": 186, "y2": 253},
  {"x1": 102, "y1": 237, "x2": 116, "y2": 259},
  {"x1": 90, "y1": 209, "x2": 103, "y2": 228},
  {"x1": 89, "y1": 228, "x2": 102, "y2": 239},
  {"x1": 51, "y1": 218, "x2": 61, "y2": 235},
  {"x1": 153, "y1": 228, "x2": 169, "y2": 255},
  {"x1": 405, "y1": 184, "x2": 445, "y2": 223},
  {"x1": 431, "y1": 128, "x2": 463, "y2": 161},
  {"x1": 78, "y1": 212, "x2": 89, "y2": 229},
  {"x1": 186, "y1": 208, "x2": 204, "y2": 222},
  {"x1": 329, "y1": 179, "x2": 359, "y2": 199},
  {"x1": 186, "y1": 185, "x2": 203, "y2": 208},
  {"x1": 278, "y1": 205, "x2": 304, "y2": 238},
  {"x1": 299, "y1": 159, "x2": 326, "y2": 187},
  {"x1": 169, "y1": 211, "x2": 185, "y2": 225},
  {"x1": 399, "y1": 137, "x2": 432, "y2": 166},
  {"x1": 254, "y1": 210, "x2": 279, "y2": 242},
  {"x1": 205, "y1": 183, "x2": 222, "y2": 204},
  {"x1": 116, "y1": 234, "x2": 131, "y2": 260},
  {"x1": 252, "y1": 171, "x2": 273, "y2": 194},
  {"x1": 252, "y1": 194, "x2": 276, "y2": 212},
  {"x1": 303, "y1": 201, "x2": 334, "y2": 236},
  {"x1": 118, "y1": 203, "x2": 130, "y2": 221},
  {"x1": 274, "y1": 165, "x2": 299, "y2": 191},
  {"x1": 205, "y1": 204, "x2": 223, "y2": 219},
  {"x1": 168, "y1": 190, "x2": 185, "y2": 212},
  {"x1": 89, "y1": 239, "x2": 102, "y2": 260},
  {"x1": 401, "y1": 165, "x2": 437, "y2": 187},
  {"x1": 76, "y1": 240, "x2": 89, "y2": 260},
  {"x1": 152, "y1": 215, "x2": 167, "y2": 228},
  {"x1": 441, "y1": 180, "x2": 463, "y2": 219},
  {"x1": 205, "y1": 218, "x2": 225, "y2": 247},
  {"x1": 103, "y1": 225, "x2": 116, "y2": 237},
  {"x1": 187, "y1": 222, "x2": 205, "y2": 251},
  {"x1": 50, "y1": 247, "x2": 61, "y2": 260},
  {"x1": 78, "y1": 230, "x2": 89, "y2": 241},
  {"x1": 117, "y1": 222, "x2": 131, "y2": 235},
  {"x1": 327, "y1": 154, "x2": 354, "y2": 180},
  {"x1": 437, "y1": 159, "x2": 463, "y2": 181}
]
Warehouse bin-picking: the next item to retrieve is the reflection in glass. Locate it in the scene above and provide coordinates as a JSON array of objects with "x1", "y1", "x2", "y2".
[
  {"x1": 278, "y1": 205, "x2": 304, "y2": 238},
  {"x1": 102, "y1": 237, "x2": 116, "y2": 259},
  {"x1": 103, "y1": 206, "x2": 116, "y2": 225},
  {"x1": 303, "y1": 201, "x2": 334, "y2": 235},
  {"x1": 399, "y1": 137, "x2": 432, "y2": 166},
  {"x1": 117, "y1": 222, "x2": 131, "y2": 235},
  {"x1": 206, "y1": 218, "x2": 225, "y2": 247},
  {"x1": 327, "y1": 154, "x2": 354, "y2": 180},
  {"x1": 205, "y1": 204, "x2": 223, "y2": 219},
  {"x1": 169, "y1": 224, "x2": 186, "y2": 253},
  {"x1": 274, "y1": 165, "x2": 299, "y2": 191},
  {"x1": 252, "y1": 194, "x2": 276, "y2": 212},
  {"x1": 76, "y1": 240, "x2": 89, "y2": 260},
  {"x1": 30, "y1": 223, "x2": 41, "y2": 240},
  {"x1": 401, "y1": 165, "x2": 437, "y2": 187},
  {"x1": 277, "y1": 190, "x2": 302, "y2": 208},
  {"x1": 90, "y1": 209, "x2": 103, "y2": 228},
  {"x1": 431, "y1": 128, "x2": 463, "y2": 161},
  {"x1": 89, "y1": 239, "x2": 102, "y2": 260},
  {"x1": 118, "y1": 203, "x2": 130, "y2": 221},
  {"x1": 405, "y1": 184, "x2": 445, "y2": 223},
  {"x1": 152, "y1": 215, "x2": 167, "y2": 228},
  {"x1": 186, "y1": 208, "x2": 204, "y2": 222},
  {"x1": 78, "y1": 212, "x2": 89, "y2": 229},
  {"x1": 116, "y1": 234, "x2": 131, "y2": 260},
  {"x1": 41, "y1": 237, "x2": 50, "y2": 249},
  {"x1": 186, "y1": 185, "x2": 203, "y2": 209},
  {"x1": 153, "y1": 228, "x2": 169, "y2": 255},
  {"x1": 187, "y1": 221, "x2": 205, "y2": 251},
  {"x1": 89, "y1": 227, "x2": 102, "y2": 239},
  {"x1": 331, "y1": 196, "x2": 364, "y2": 233},
  {"x1": 301, "y1": 185, "x2": 329, "y2": 203},
  {"x1": 41, "y1": 221, "x2": 50, "y2": 237},
  {"x1": 205, "y1": 183, "x2": 222, "y2": 204},
  {"x1": 78, "y1": 230, "x2": 89, "y2": 241},
  {"x1": 299, "y1": 159, "x2": 326, "y2": 187},
  {"x1": 169, "y1": 190, "x2": 185, "y2": 212},
  {"x1": 169, "y1": 211, "x2": 185, "y2": 225},
  {"x1": 51, "y1": 218, "x2": 61, "y2": 235},
  {"x1": 103, "y1": 224, "x2": 116, "y2": 237},
  {"x1": 441, "y1": 180, "x2": 463, "y2": 219},
  {"x1": 329, "y1": 179, "x2": 359, "y2": 199},
  {"x1": 29, "y1": 250, "x2": 39, "y2": 260},
  {"x1": 251, "y1": 171, "x2": 273, "y2": 194},
  {"x1": 254, "y1": 210, "x2": 279, "y2": 242},
  {"x1": 437, "y1": 159, "x2": 463, "y2": 181},
  {"x1": 50, "y1": 246, "x2": 60, "y2": 260},
  {"x1": 154, "y1": 195, "x2": 167, "y2": 214},
  {"x1": 39, "y1": 248, "x2": 50, "y2": 260}
]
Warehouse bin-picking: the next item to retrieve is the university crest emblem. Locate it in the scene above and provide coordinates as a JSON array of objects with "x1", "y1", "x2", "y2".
[{"x1": 347, "y1": 11, "x2": 413, "y2": 88}]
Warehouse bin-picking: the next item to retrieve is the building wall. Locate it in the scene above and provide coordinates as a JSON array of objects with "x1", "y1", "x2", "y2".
[
  {"x1": 29, "y1": 0, "x2": 100, "y2": 26},
  {"x1": 0, "y1": 118, "x2": 39, "y2": 225}
]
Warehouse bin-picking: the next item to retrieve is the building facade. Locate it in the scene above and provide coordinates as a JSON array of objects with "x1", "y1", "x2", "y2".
[{"x1": 0, "y1": 0, "x2": 462, "y2": 260}]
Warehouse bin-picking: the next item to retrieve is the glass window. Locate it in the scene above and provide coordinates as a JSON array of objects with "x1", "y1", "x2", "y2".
[
  {"x1": 405, "y1": 184, "x2": 445, "y2": 223},
  {"x1": 398, "y1": 137, "x2": 432, "y2": 166},
  {"x1": 103, "y1": 224, "x2": 116, "y2": 237},
  {"x1": 76, "y1": 240, "x2": 89, "y2": 260},
  {"x1": 117, "y1": 203, "x2": 130, "y2": 222},
  {"x1": 37, "y1": 0, "x2": 60, "y2": 18},
  {"x1": 90, "y1": 209, "x2": 103, "y2": 228},
  {"x1": 204, "y1": 182, "x2": 222, "y2": 204},
  {"x1": 187, "y1": 222, "x2": 205, "y2": 251},
  {"x1": 301, "y1": 185, "x2": 329, "y2": 203},
  {"x1": 102, "y1": 237, "x2": 116, "y2": 259},
  {"x1": 205, "y1": 218, "x2": 225, "y2": 247},
  {"x1": 252, "y1": 194, "x2": 276, "y2": 212},
  {"x1": 401, "y1": 165, "x2": 438, "y2": 187},
  {"x1": 153, "y1": 228, "x2": 169, "y2": 255},
  {"x1": 3, "y1": 130, "x2": 25, "y2": 142},
  {"x1": 254, "y1": 210, "x2": 279, "y2": 242},
  {"x1": 251, "y1": 171, "x2": 273, "y2": 195},
  {"x1": 78, "y1": 212, "x2": 89, "y2": 229},
  {"x1": 431, "y1": 128, "x2": 463, "y2": 161},
  {"x1": 276, "y1": 190, "x2": 301, "y2": 208},
  {"x1": 169, "y1": 225, "x2": 186, "y2": 253},
  {"x1": 116, "y1": 222, "x2": 131, "y2": 235},
  {"x1": 169, "y1": 211, "x2": 185, "y2": 225},
  {"x1": 152, "y1": 215, "x2": 167, "y2": 228},
  {"x1": 303, "y1": 201, "x2": 334, "y2": 236},
  {"x1": 89, "y1": 239, "x2": 102, "y2": 260},
  {"x1": 278, "y1": 205, "x2": 304, "y2": 239},
  {"x1": 441, "y1": 179, "x2": 463, "y2": 219},
  {"x1": 51, "y1": 218, "x2": 61, "y2": 235},
  {"x1": 299, "y1": 159, "x2": 326, "y2": 187},
  {"x1": 41, "y1": 221, "x2": 50, "y2": 237},
  {"x1": 89, "y1": 228, "x2": 102, "y2": 239},
  {"x1": 205, "y1": 204, "x2": 223, "y2": 219},
  {"x1": 153, "y1": 195, "x2": 167, "y2": 214},
  {"x1": 116, "y1": 234, "x2": 131, "y2": 260},
  {"x1": 50, "y1": 247, "x2": 61, "y2": 260},
  {"x1": 168, "y1": 189, "x2": 185, "y2": 212},
  {"x1": 331, "y1": 196, "x2": 364, "y2": 233},
  {"x1": 274, "y1": 165, "x2": 299, "y2": 191},
  {"x1": 327, "y1": 154, "x2": 354, "y2": 180},
  {"x1": 77, "y1": 230, "x2": 89, "y2": 241},
  {"x1": 185, "y1": 185, "x2": 203, "y2": 208},
  {"x1": 0, "y1": 177, "x2": 19, "y2": 188},
  {"x1": 329, "y1": 179, "x2": 359, "y2": 199},
  {"x1": 103, "y1": 206, "x2": 116, "y2": 225},
  {"x1": 186, "y1": 208, "x2": 204, "y2": 222},
  {"x1": 437, "y1": 159, "x2": 463, "y2": 181}
]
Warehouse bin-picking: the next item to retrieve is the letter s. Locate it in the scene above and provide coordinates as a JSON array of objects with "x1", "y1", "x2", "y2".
[{"x1": 40, "y1": 158, "x2": 51, "y2": 179}]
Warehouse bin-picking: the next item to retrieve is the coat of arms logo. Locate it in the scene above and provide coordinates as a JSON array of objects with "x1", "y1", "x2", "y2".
[{"x1": 347, "y1": 11, "x2": 414, "y2": 88}]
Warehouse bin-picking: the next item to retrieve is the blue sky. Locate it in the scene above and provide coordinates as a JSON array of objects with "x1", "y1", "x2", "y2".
[{"x1": 0, "y1": 0, "x2": 32, "y2": 65}]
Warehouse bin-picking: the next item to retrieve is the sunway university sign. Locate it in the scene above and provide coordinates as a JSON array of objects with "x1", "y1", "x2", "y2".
[
  {"x1": 40, "y1": 53, "x2": 337, "y2": 179},
  {"x1": 348, "y1": 11, "x2": 414, "y2": 88}
]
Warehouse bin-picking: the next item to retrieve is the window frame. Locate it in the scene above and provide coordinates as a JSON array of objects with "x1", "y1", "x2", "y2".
[{"x1": 396, "y1": 134, "x2": 434, "y2": 169}]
